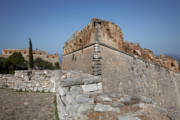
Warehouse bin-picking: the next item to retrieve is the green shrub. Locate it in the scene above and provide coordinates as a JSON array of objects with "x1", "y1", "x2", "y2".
[
  {"x1": 0, "y1": 52, "x2": 28, "y2": 74},
  {"x1": 0, "y1": 57, "x2": 6, "y2": 73},
  {"x1": 34, "y1": 58, "x2": 54, "y2": 70},
  {"x1": 54, "y1": 62, "x2": 60, "y2": 69}
]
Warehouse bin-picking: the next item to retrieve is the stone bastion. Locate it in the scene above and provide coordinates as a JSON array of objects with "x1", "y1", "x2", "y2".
[{"x1": 62, "y1": 18, "x2": 180, "y2": 109}]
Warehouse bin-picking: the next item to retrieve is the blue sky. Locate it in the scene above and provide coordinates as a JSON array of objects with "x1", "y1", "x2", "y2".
[{"x1": 0, "y1": 0, "x2": 180, "y2": 55}]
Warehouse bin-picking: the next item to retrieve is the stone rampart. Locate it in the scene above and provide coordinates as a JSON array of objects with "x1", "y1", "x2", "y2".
[
  {"x1": 62, "y1": 18, "x2": 180, "y2": 109},
  {"x1": 100, "y1": 44, "x2": 180, "y2": 109},
  {"x1": 62, "y1": 41, "x2": 180, "y2": 109},
  {"x1": 62, "y1": 18, "x2": 179, "y2": 72}
]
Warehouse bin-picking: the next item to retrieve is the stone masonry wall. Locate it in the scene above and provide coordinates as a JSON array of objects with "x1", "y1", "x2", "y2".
[
  {"x1": 62, "y1": 18, "x2": 179, "y2": 72},
  {"x1": 101, "y1": 45, "x2": 180, "y2": 109},
  {"x1": 0, "y1": 70, "x2": 58, "y2": 92},
  {"x1": 62, "y1": 45, "x2": 94, "y2": 74},
  {"x1": 62, "y1": 18, "x2": 180, "y2": 109}
]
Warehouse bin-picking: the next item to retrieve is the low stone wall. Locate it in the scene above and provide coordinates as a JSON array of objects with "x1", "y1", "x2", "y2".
[{"x1": 0, "y1": 70, "x2": 60, "y2": 92}]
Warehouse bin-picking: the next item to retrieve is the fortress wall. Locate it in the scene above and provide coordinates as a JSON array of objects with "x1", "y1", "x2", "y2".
[
  {"x1": 62, "y1": 45, "x2": 94, "y2": 74},
  {"x1": 101, "y1": 44, "x2": 180, "y2": 108},
  {"x1": 61, "y1": 18, "x2": 180, "y2": 109}
]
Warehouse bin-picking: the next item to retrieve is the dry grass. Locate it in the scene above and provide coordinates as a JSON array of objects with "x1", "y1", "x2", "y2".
[
  {"x1": 120, "y1": 105, "x2": 140, "y2": 114},
  {"x1": 87, "y1": 109, "x2": 119, "y2": 120}
]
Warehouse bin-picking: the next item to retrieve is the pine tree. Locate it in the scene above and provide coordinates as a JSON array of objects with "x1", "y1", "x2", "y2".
[{"x1": 29, "y1": 38, "x2": 34, "y2": 69}]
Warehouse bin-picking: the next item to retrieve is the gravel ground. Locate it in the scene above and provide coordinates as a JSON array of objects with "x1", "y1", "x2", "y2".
[{"x1": 0, "y1": 88, "x2": 55, "y2": 120}]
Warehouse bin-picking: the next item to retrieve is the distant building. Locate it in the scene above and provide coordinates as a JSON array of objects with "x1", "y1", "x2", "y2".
[{"x1": 0, "y1": 48, "x2": 59, "y2": 64}]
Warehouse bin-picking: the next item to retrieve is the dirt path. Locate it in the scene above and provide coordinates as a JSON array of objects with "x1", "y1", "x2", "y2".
[{"x1": 0, "y1": 88, "x2": 55, "y2": 120}]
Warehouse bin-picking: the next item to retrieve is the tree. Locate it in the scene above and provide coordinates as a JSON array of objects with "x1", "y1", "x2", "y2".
[
  {"x1": 29, "y1": 38, "x2": 34, "y2": 69},
  {"x1": 0, "y1": 53, "x2": 28, "y2": 74},
  {"x1": 0, "y1": 57, "x2": 6, "y2": 73},
  {"x1": 34, "y1": 58, "x2": 54, "y2": 70},
  {"x1": 8, "y1": 52, "x2": 27, "y2": 70},
  {"x1": 54, "y1": 62, "x2": 60, "y2": 69}
]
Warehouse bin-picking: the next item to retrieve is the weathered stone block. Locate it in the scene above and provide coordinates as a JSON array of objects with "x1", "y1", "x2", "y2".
[
  {"x1": 117, "y1": 115, "x2": 140, "y2": 120},
  {"x1": 75, "y1": 94, "x2": 94, "y2": 104},
  {"x1": 81, "y1": 83, "x2": 99, "y2": 92},
  {"x1": 78, "y1": 104, "x2": 93, "y2": 114},
  {"x1": 59, "y1": 87, "x2": 66, "y2": 96},
  {"x1": 94, "y1": 103, "x2": 120, "y2": 113},
  {"x1": 97, "y1": 94, "x2": 112, "y2": 102}
]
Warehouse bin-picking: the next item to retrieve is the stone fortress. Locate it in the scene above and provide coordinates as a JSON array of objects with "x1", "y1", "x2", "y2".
[
  {"x1": 62, "y1": 18, "x2": 180, "y2": 109},
  {"x1": 0, "y1": 48, "x2": 59, "y2": 65},
  {"x1": 62, "y1": 18, "x2": 179, "y2": 73}
]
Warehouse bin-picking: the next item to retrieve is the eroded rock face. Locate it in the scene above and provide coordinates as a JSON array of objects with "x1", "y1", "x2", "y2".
[{"x1": 63, "y1": 18, "x2": 179, "y2": 72}]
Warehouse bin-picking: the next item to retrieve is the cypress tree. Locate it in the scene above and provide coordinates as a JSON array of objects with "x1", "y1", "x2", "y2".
[{"x1": 29, "y1": 38, "x2": 34, "y2": 69}]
